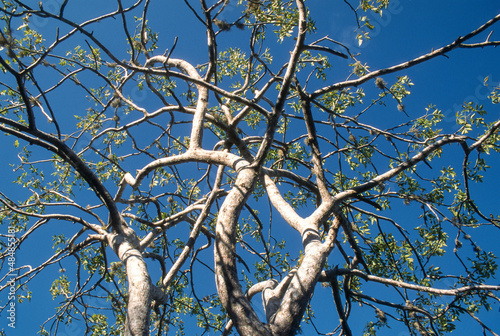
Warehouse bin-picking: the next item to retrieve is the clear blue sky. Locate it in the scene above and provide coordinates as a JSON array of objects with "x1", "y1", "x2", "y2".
[{"x1": 1, "y1": 1, "x2": 500, "y2": 335}]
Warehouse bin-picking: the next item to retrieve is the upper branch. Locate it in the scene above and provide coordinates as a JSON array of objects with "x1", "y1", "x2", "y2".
[
  {"x1": 0, "y1": 117, "x2": 123, "y2": 233},
  {"x1": 321, "y1": 268, "x2": 500, "y2": 296},
  {"x1": 304, "y1": 135, "x2": 468, "y2": 230},
  {"x1": 116, "y1": 149, "x2": 248, "y2": 200},
  {"x1": 251, "y1": 0, "x2": 309, "y2": 168},
  {"x1": 145, "y1": 56, "x2": 208, "y2": 149},
  {"x1": 0, "y1": 56, "x2": 37, "y2": 129},
  {"x1": 311, "y1": 13, "x2": 500, "y2": 99},
  {"x1": 297, "y1": 84, "x2": 330, "y2": 200}
]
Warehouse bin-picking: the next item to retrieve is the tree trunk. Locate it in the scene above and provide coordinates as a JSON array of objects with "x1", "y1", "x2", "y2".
[
  {"x1": 108, "y1": 233, "x2": 152, "y2": 336},
  {"x1": 215, "y1": 168, "x2": 273, "y2": 336}
]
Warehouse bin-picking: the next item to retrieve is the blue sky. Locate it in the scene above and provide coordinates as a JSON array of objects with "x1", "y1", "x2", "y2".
[{"x1": 1, "y1": 1, "x2": 500, "y2": 335}]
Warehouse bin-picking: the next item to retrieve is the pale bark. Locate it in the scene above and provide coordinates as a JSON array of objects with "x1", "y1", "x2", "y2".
[
  {"x1": 320, "y1": 268, "x2": 500, "y2": 296},
  {"x1": 145, "y1": 57, "x2": 208, "y2": 149},
  {"x1": 107, "y1": 232, "x2": 152, "y2": 336},
  {"x1": 1, "y1": 2, "x2": 499, "y2": 336},
  {"x1": 215, "y1": 168, "x2": 273, "y2": 336}
]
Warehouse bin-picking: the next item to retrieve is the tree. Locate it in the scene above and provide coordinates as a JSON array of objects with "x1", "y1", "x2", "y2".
[{"x1": 0, "y1": 0, "x2": 499, "y2": 335}]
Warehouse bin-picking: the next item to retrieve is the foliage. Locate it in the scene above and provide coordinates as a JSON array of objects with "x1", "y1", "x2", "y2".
[{"x1": 0, "y1": 1, "x2": 499, "y2": 336}]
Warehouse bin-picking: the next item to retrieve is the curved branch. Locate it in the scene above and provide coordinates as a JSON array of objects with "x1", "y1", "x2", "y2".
[
  {"x1": 115, "y1": 149, "x2": 248, "y2": 200},
  {"x1": 0, "y1": 119, "x2": 123, "y2": 232},
  {"x1": 145, "y1": 56, "x2": 208, "y2": 149},
  {"x1": 308, "y1": 135, "x2": 468, "y2": 227},
  {"x1": 262, "y1": 173, "x2": 304, "y2": 232}
]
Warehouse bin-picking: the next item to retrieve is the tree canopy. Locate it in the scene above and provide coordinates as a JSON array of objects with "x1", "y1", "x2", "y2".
[{"x1": 1, "y1": 1, "x2": 500, "y2": 335}]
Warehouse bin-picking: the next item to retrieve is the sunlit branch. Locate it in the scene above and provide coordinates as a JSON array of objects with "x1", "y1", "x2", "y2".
[
  {"x1": 161, "y1": 165, "x2": 224, "y2": 288},
  {"x1": 262, "y1": 173, "x2": 304, "y2": 232},
  {"x1": 335, "y1": 135, "x2": 468, "y2": 203},
  {"x1": 321, "y1": 268, "x2": 500, "y2": 296},
  {"x1": 146, "y1": 56, "x2": 208, "y2": 149},
  {"x1": 311, "y1": 13, "x2": 500, "y2": 98}
]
